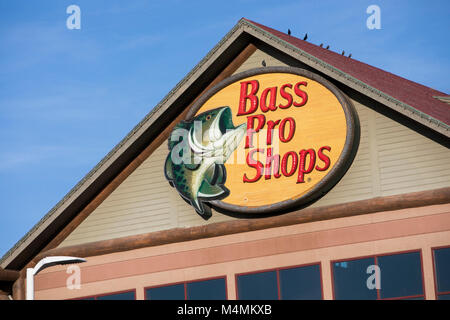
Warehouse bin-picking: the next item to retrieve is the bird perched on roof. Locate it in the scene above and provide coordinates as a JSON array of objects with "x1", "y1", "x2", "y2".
[
  {"x1": 261, "y1": 60, "x2": 266, "y2": 67},
  {"x1": 348, "y1": 53, "x2": 352, "y2": 58},
  {"x1": 319, "y1": 43, "x2": 323, "y2": 47},
  {"x1": 341, "y1": 50, "x2": 345, "y2": 55},
  {"x1": 303, "y1": 33, "x2": 308, "y2": 41},
  {"x1": 288, "y1": 29, "x2": 291, "y2": 36},
  {"x1": 326, "y1": 45, "x2": 330, "y2": 49}
]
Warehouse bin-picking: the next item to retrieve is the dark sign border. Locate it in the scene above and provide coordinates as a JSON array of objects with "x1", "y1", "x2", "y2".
[{"x1": 185, "y1": 67, "x2": 360, "y2": 218}]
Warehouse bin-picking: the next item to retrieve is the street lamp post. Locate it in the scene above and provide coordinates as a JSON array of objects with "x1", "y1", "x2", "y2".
[{"x1": 26, "y1": 256, "x2": 86, "y2": 300}]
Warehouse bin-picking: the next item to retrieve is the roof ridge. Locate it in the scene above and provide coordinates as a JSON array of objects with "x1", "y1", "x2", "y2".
[
  {"x1": 243, "y1": 18, "x2": 448, "y2": 96},
  {"x1": 241, "y1": 18, "x2": 449, "y2": 129}
]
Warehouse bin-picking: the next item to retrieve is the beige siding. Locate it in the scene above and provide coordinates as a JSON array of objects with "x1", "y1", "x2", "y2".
[
  {"x1": 59, "y1": 48, "x2": 450, "y2": 247},
  {"x1": 233, "y1": 46, "x2": 309, "y2": 74},
  {"x1": 234, "y1": 48, "x2": 288, "y2": 73},
  {"x1": 60, "y1": 146, "x2": 235, "y2": 247},
  {"x1": 311, "y1": 101, "x2": 373, "y2": 206},
  {"x1": 311, "y1": 101, "x2": 450, "y2": 206},
  {"x1": 376, "y1": 112, "x2": 450, "y2": 195}
]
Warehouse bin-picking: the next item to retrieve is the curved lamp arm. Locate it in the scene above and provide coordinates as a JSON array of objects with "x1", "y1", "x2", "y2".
[{"x1": 26, "y1": 256, "x2": 86, "y2": 300}]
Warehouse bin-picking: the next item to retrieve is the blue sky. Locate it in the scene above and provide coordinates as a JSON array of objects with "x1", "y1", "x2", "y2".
[{"x1": 0, "y1": 0, "x2": 449, "y2": 259}]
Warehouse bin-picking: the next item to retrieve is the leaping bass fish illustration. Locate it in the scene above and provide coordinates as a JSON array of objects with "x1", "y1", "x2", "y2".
[{"x1": 165, "y1": 106, "x2": 246, "y2": 220}]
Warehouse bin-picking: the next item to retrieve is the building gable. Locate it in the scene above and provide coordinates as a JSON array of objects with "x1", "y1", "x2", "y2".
[
  {"x1": 59, "y1": 47, "x2": 450, "y2": 247},
  {"x1": 2, "y1": 18, "x2": 448, "y2": 273}
]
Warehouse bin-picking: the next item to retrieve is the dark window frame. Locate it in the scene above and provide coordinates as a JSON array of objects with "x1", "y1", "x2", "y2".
[
  {"x1": 72, "y1": 289, "x2": 136, "y2": 300},
  {"x1": 235, "y1": 262, "x2": 323, "y2": 300},
  {"x1": 330, "y1": 249, "x2": 426, "y2": 300},
  {"x1": 432, "y1": 245, "x2": 450, "y2": 299},
  {"x1": 144, "y1": 275, "x2": 228, "y2": 300}
]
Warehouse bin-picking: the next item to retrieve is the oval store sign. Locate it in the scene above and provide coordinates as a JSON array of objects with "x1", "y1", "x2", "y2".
[{"x1": 165, "y1": 67, "x2": 360, "y2": 219}]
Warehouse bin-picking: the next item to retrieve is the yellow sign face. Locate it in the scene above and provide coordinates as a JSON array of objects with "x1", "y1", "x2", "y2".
[{"x1": 166, "y1": 67, "x2": 359, "y2": 219}]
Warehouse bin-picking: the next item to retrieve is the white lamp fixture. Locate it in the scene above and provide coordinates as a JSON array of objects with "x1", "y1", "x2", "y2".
[{"x1": 26, "y1": 256, "x2": 86, "y2": 300}]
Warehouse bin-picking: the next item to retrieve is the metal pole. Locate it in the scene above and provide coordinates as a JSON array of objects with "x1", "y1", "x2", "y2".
[
  {"x1": 26, "y1": 268, "x2": 34, "y2": 300},
  {"x1": 24, "y1": 256, "x2": 86, "y2": 300}
]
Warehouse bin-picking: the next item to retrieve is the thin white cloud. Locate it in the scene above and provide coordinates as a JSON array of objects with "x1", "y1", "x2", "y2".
[
  {"x1": 0, "y1": 23, "x2": 102, "y2": 73},
  {"x1": 116, "y1": 34, "x2": 162, "y2": 51},
  {"x1": 0, "y1": 145, "x2": 100, "y2": 171}
]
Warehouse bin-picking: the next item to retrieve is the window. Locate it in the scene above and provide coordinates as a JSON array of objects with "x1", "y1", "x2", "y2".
[
  {"x1": 146, "y1": 283, "x2": 185, "y2": 300},
  {"x1": 236, "y1": 264, "x2": 322, "y2": 300},
  {"x1": 279, "y1": 264, "x2": 322, "y2": 300},
  {"x1": 332, "y1": 251, "x2": 425, "y2": 300},
  {"x1": 145, "y1": 277, "x2": 227, "y2": 300},
  {"x1": 76, "y1": 290, "x2": 136, "y2": 300},
  {"x1": 237, "y1": 270, "x2": 278, "y2": 300},
  {"x1": 377, "y1": 252, "x2": 423, "y2": 299},
  {"x1": 433, "y1": 246, "x2": 450, "y2": 300},
  {"x1": 96, "y1": 291, "x2": 136, "y2": 300},
  {"x1": 332, "y1": 257, "x2": 377, "y2": 300},
  {"x1": 187, "y1": 278, "x2": 226, "y2": 300}
]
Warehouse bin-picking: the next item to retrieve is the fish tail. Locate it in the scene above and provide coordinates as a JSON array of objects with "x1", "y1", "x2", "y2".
[{"x1": 191, "y1": 196, "x2": 212, "y2": 220}]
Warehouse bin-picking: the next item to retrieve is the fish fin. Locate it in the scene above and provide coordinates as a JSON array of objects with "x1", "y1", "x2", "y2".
[
  {"x1": 198, "y1": 179, "x2": 226, "y2": 198},
  {"x1": 210, "y1": 165, "x2": 219, "y2": 185},
  {"x1": 216, "y1": 164, "x2": 226, "y2": 185},
  {"x1": 164, "y1": 155, "x2": 174, "y2": 186},
  {"x1": 204, "y1": 164, "x2": 218, "y2": 185},
  {"x1": 203, "y1": 163, "x2": 226, "y2": 186}
]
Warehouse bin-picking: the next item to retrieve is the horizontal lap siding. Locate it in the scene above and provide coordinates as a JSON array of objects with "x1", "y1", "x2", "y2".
[
  {"x1": 312, "y1": 103, "x2": 373, "y2": 206},
  {"x1": 61, "y1": 146, "x2": 175, "y2": 246},
  {"x1": 61, "y1": 144, "x2": 236, "y2": 247},
  {"x1": 376, "y1": 113, "x2": 450, "y2": 195},
  {"x1": 233, "y1": 49, "x2": 288, "y2": 73},
  {"x1": 59, "y1": 49, "x2": 450, "y2": 247}
]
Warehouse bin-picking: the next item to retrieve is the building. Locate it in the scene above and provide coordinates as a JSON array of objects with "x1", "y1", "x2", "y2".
[{"x1": 1, "y1": 18, "x2": 449, "y2": 300}]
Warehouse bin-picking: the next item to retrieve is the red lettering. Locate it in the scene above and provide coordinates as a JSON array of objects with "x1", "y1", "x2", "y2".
[
  {"x1": 293, "y1": 81, "x2": 308, "y2": 107},
  {"x1": 243, "y1": 149, "x2": 264, "y2": 183},
  {"x1": 278, "y1": 84, "x2": 293, "y2": 109},
  {"x1": 244, "y1": 146, "x2": 330, "y2": 183},
  {"x1": 264, "y1": 148, "x2": 281, "y2": 179},
  {"x1": 266, "y1": 119, "x2": 280, "y2": 145},
  {"x1": 279, "y1": 117, "x2": 296, "y2": 143},
  {"x1": 281, "y1": 151, "x2": 298, "y2": 177},
  {"x1": 316, "y1": 146, "x2": 331, "y2": 171},
  {"x1": 245, "y1": 114, "x2": 266, "y2": 148},
  {"x1": 238, "y1": 80, "x2": 259, "y2": 116},
  {"x1": 260, "y1": 86, "x2": 277, "y2": 112},
  {"x1": 297, "y1": 149, "x2": 316, "y2": 183}
]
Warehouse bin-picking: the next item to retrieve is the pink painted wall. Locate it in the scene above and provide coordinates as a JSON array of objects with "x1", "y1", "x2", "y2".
[{"x1": 34, "y1": 203, "x2": 450, "y2": 300}]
